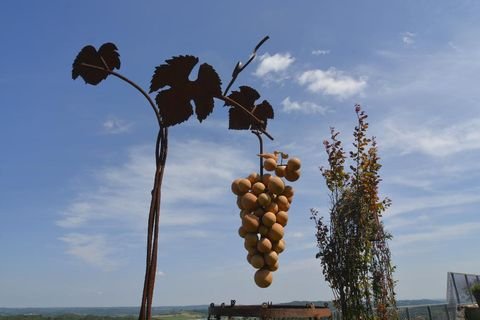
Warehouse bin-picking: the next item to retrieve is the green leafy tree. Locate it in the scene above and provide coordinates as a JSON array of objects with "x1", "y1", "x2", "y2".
[{"x1": 311, "y1": 105, "x2": 397, "y2": 320}]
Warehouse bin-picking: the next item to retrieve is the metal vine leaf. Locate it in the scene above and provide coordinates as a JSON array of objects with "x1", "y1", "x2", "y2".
[
  {"x1": 227, "y1": 86, "x2": 274, "y2": 131},
  {"x1": 71, "y1": 36, "x2": 272, "y2": 320},
  {"x1": 72, "y1": 43, "x2": 121, "y2": 85},
  {"x1": 149, "y1": 55, "x2": 222, "y2": 127}
]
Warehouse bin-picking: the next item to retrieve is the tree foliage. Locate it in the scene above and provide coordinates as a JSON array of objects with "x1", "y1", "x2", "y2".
[{"x1": 311, "y1": 105, "x2": 397, "y2": 320}]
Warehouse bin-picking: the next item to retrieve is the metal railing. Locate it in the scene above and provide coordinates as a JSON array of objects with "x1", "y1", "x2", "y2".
[
  {"x1": 447, "y1": 272, "x2": 480, "y2": 306},
  {"x1": 396, "y1": 304, "x2": 456, "y2": 320},
  {"x1": 331, "y1": 304, "x2": 456, "y2": 320}
]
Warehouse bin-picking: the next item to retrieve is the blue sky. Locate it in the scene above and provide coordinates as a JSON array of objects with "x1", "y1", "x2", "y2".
[{"x1": 1, "y1": 0, "x2": 480, "y2": 307}]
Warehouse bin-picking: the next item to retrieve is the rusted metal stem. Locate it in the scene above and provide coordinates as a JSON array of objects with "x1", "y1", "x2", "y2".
[
  {"x1": 79, "y1": 63, "x2": 162, "y2": 129},
  {"x1": 80, "y1": 62, "x2": 272, "y2": 142},
  {"x1": 80, "y1": 56, "x2": 274, "y2": 320},
  {"x1": 220, "y1": 36, "x2": 273, "y2": 146},
  {"x1": 252, "y1": 131, "x2": 264, "y2": 177},
  {"x1": 223, "y1": 35, "x2": 269, "y2": 96},
  {"x1": 139, "y1": 129, "x2": 164, "y2": 320},
  {"x1": 78, "y1": 63, "x2": 166, "y2": 320},
  {"x1": 144, "y1": 126, "x2": 168, "y2": 320}
]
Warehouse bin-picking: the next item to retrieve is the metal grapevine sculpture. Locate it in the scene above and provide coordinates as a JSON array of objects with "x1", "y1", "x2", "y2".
[
  {"x1": 225, "y1": 68, "x2": 302, "y2": 289},
  {"x1": 231, "y1": 149, "x2": 302, "y2": 288},
  {"x1": 71, "y1": 37, "x2": 281, "y2": 320}
]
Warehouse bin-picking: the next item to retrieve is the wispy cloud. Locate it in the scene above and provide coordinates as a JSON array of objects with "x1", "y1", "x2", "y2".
[
  {"x1": 385, "y1": 214, "x2": 431, "y2": 230},
  {"x1": 368, "y1": 37, "x2": 480, "y2": 104},
  {"x1": 402, "y1": 32, "x2": 416, "y2": 45},
  {"x1": 254, "y1": 52, "x2": 295, "y2": 78},
  {"x1": 57, "y1": 146, "x2": 152, "y2": 229},
  {"x1": 387, "y1": 175, "x2": 433, "y2": 191},
  {"x1": 58, "y1": 140, "x2": 251, "y2": 229},
  {"x1": 59, "y1": 233, "x2": 117, "y2": 271},
  {"x1": 57, "y1": 140, "x2": 255, "y2": 268},
  {"x1": 448, "y1": 41, "x2": 461, "y2": 52},
  {"x1": 298, "y1": 68, "x2": 367, "y2": 99},
  {"x1": 393, "y1": 222, "x2": 480, "y2": 247},
  {"x1": 387, "y1": 192, "x2": 480, "y2": 218},
  {"x1": 281, "y1": 97, "x2": 329, "y2": 115},
  {"x1": 102, "y1": 117, "x2": 132, "y2": 134},
  {"x1": 382, "y1": 117, "x2": 480, "y2": 157},
  {"x1": 312, "y1": 49, "x2": 330, "y2": 56}
]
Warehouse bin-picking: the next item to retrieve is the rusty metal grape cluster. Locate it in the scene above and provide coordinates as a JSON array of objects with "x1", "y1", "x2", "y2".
[
  {"x1": 71, "y1": 36, "x2": 292, "y2": 320},
  {"x1": 232, "y1": 152, "x2": 301, "y2": 288}
]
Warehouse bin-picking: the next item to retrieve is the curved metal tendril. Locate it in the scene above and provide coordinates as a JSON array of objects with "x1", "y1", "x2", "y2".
[{"x1": 223, "y1": 35, "x2": 269, "y2": 96}]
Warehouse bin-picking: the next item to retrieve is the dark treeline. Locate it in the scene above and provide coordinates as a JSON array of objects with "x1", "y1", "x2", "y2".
[{"x1": 0, "y1": 315, "x2": 137, "y2": 320}]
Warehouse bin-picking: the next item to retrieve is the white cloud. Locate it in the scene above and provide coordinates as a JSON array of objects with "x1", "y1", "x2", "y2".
[
  {"x1": 163, "y1": 141, "x2": 251, "y2": 205},
  {"x1": 59, "y1": 233, "x2": 117, "y2": 271},
  {"x1": 387, "y1": 192, "x2": 480, "y2": 218},
  {"x1": 57, "y1": 202, "x2": 93, "y2": 228},
  {"x1": 312, "y1": 49, "x2": 330, "y2": 55},
  {"x1": 402, "y1": 32, "x2": 416, "y2": 45},
  {"x1": 281, "y1": 97, "x2": 329, "y2": 115},
  {"x1": 57, "y1": 146, "x2": 152, "y2": 229},
  {"x1": 290, "y1": 231, "x2": 305, "y2": 239},
  {"x1": 448, "y1": 41, "x2": 461, "y2": 52},
  {"x1": 298, "y1": 68, "x2": 367, "y2": 99},
  {"x1": 254, "y1": 52, "x2": 295, "y2": 77},
  {"x1": 382, "y1": 118, "x2": 480, "y2": 157},
  {"x1": 393, "y1": 222, "x2": 480, "y2": 247},
  {"x1": 57, "y1": 140, "x2": 255, "y2": 268},
  {"x1": 388, "y1": 175, "x2": 433, "y2": 191},
  {"x1": 102, "y1": 117, "x2": 132, "y2": 134},
  {"x1": 57, "y1": 141, "x2": 251, "y2": 229},
  {"x1": 385, "y1": 214, "x2": 431, "y2": 230}
]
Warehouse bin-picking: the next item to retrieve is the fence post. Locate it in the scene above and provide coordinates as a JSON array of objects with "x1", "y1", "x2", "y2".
[
  {"x1": 451, "y1": 272, "x2": 460, "y2": 304},
  {"x1": 465, "y1": 274, "x2": 474, "y2": 304},
  {"x1": 444, "y1": 304, "x2": 450, "y2": 320},
  {"x1": 427, "y1": 306, "x2": 432, "y2": 320}
]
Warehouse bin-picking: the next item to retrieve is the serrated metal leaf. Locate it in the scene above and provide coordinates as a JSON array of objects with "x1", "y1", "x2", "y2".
[
  {"x1": 196, "y1": 63, "x2": 222, "y2": 97},
  {"x1": 193, "y1": 63, "x2": 222, "y2": 122},
  {"x1": 98, "y1": 43, "x2": 121, "y2": 70},
  {"x1": 151, "y1": 56, "x2": 222, "y2": 127},
  {"x1": 193, "y1": 94, "x2": 215, "y2": 123},
  {"x1": 251, "y1": 100, "x2": 274, "y2": 130},
  {"x1": 226, "y1": 86, "x2": 273, "y2": 131},
  {"x1": 149, "y1": 55, "x2": 198, "y2": 93},
  {"x1": 72, "y1": 43, "x2": 120, "y2": 85},
  {"x1": 156, "y1": 89, "x2": 193, "y2": 127},
  {"x1": 229, "y1": 106, "x2": 252, "y2": 130},
  {"x1": 228, "y1": 86, "x2": 260, "y2": 109}
]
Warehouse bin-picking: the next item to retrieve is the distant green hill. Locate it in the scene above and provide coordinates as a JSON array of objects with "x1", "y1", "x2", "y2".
[
  {"x1": 0, "y1": 306, "x2": 207, "y2": 317},
  {"x1": 396, "y1": 299, "x2": 446, "y2": 306},
  {"x1": 0, "y1": 299, "x2": 446, "y2": 317}
]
